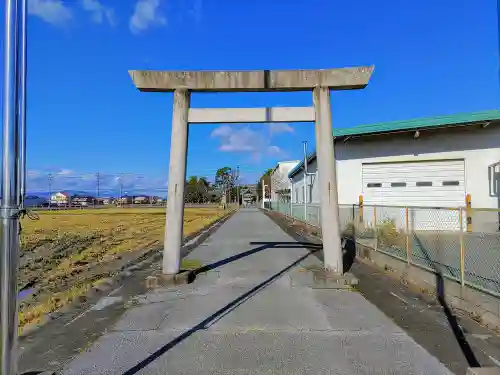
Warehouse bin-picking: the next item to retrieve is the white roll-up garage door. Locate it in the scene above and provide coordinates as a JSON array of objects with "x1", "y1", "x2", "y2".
[{"x1": 362, "y1": 159, "x2": 465, "y2": 230}]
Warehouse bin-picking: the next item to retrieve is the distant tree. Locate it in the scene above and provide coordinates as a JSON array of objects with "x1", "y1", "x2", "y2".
[
  {"x1": 185, "y1": 176, "x2": 210, "y2": 203},
  {"x1": 198, "y1": 177, "x2": 210, "y2": 189},
  {"x1": 215, "y1": 167, "x2": 235, "y2": 204}
]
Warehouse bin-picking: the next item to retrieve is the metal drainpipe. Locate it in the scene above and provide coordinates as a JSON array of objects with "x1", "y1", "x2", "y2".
[{"x1": 303, "y1": 141, "x2": 315, "y2": 224}]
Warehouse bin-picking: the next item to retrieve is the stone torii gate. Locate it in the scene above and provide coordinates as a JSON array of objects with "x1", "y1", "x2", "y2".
[{"x1": 129, "y1": 67, "x2": 374, "y2": 276}]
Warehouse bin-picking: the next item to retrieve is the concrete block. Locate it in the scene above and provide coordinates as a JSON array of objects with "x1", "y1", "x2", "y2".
[
  {"x1": 357, "y1": 241, "x2": 500, "y2": 332},
  {"x1": 145, "y1": 271, "x2": 194, "y2": 289},
  {"x1": 463, "y1": 284, "x2": 500, "y2": 317},
  {"x1": 129, "y1": 66, "x2": 374, "y2": 92},
  {"x1": 467, "y1": 367, "x2": 500, "y2": 375},
  {"x1": 112, "y1": 302, "x2": 171, "y2": 331},
  {"x1": 188, "y1": 107, "x2": 315, "y2": 124},
  {"x1": 311, "y1": 270, "x2": 359, "y2": 289}
]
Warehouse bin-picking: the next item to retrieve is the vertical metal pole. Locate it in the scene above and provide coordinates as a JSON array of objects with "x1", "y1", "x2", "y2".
[
  {"x1": 96, "y1": 172, "x2": 100, "y2": 198},
  {"x1": 302, "y1": 141, "x2": 308, "y2": 223},
  {"x1": 119, "y1": 180, "x2": 123, "y2": 207},
  {"x1": 163, "y1": 89, "x2": 190, "y2": 275},
  {"x1": 48, "y1": 173, "x2": 53, "y2": 208},
  {"x1": 313, "y1": 86, "x2": 343, "y2": 273},
  {"x1": 373, "y1": 205, "x2": 378, "y2": 251},
  {"x1": 236, "y1": 165, "x2": 240, "y2": 207},
  {"x1": 466, "y1": 193, "x2": 472, "y2": 232},
  {"x1": 459, "y1": 207, "x2": 465, "y2": 286},
  {"x1": 1, "y1": 0, "x2": 21, "y2": 374},
  {"x1": 17, "y1": 0, "x2": 27, "y2": 209},
  {"x1": 405, "y1": 207, "x2": 411, "y2": 265},
  {"x1": 261, "y1": 183, "x2": 265, "y2": 209}
]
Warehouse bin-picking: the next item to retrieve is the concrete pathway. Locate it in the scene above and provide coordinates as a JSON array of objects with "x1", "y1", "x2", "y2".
[{"x1": 62, "y1": 208, "x2": 454, "y2": 375}]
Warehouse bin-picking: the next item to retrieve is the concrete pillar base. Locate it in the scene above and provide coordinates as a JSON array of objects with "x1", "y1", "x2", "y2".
[
  {"x1": 467, "y1": 368, "x2": 500, "y2": 375},
  {"x1": 311, "y1": 271, "x2": 359, "y2": 289},
  {"x1": 145, "y1": 271, "x2": 195, "y2": 289}
]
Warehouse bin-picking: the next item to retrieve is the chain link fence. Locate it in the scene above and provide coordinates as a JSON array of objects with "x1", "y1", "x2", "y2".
[{"x1": 269, "y1": 201, "x2": 500, "y2": 297}]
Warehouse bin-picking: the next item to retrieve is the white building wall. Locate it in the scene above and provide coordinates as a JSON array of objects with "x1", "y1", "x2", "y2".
[
  {"x1": 271, "y1": 160, "x2": 299, "y2": 201},
  {"x1": 290, "y1": 125, "x2": 500, "y2": 231},
  {"x1": 335, "y1": 125, "x2": 500, "y2": 210}
]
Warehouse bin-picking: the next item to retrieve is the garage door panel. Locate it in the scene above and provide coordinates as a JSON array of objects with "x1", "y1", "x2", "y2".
[{"x1": 362, "y1": 160, "x2": 465, "y2": 231}]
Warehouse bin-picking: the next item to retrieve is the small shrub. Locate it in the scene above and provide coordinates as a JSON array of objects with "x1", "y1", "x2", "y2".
[
  {"x1": 342, "y1": 222, "x2": 355, "y2": 237},
  {"x1": 377, "y1": 219, "x2": 406, "y2": 249}
]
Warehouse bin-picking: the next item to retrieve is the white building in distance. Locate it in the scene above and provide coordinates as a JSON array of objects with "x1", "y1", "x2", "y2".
[{"x1": 270, "y1": 160, "x2": 300, "y2": 202}]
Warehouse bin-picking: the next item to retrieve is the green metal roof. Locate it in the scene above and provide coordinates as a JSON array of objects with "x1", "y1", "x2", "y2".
[
  {"x1": 288, "y1": 109, "x2": 500, "y2": 178},
  {"x1": 333, "y1": 109, "x2": 500, "y2": 138}
]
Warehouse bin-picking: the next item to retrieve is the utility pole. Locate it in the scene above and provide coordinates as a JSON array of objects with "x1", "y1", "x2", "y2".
[
  {"x1": 48, "y1": 173, "x2": 53, "y2": 208},
  {"x1": 120, "y1": 180, "x2": 123, "y2": 207},
  {"x1": 231, "y1": 168, "x2": 236, "y2": 205},
  {"x1": 96, "y1": 172, "x2": 100, "y2": 198},
  {"x1": 236, "y1": 165, "x2": 240, "y2": 206},
  {"x1": 1, "y1": 1, "x2": 27, "y2": 373},
  {"x1": 261, "y1": 181, "x2": 266, "y2": 209}
]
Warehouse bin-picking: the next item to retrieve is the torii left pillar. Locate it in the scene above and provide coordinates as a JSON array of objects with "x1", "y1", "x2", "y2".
[{"x1": 163, "y1": 89, "x2": 190, "y2": 274}]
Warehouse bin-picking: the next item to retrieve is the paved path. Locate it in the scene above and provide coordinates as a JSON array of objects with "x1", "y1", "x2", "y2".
[{"x1": 62, "y1": 208, "x2": 454, "y2": 375}]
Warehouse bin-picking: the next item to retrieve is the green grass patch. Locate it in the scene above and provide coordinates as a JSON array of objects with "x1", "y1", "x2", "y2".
[{"x1": 181, "y1": 259, "x2": 202, "y2": 270}]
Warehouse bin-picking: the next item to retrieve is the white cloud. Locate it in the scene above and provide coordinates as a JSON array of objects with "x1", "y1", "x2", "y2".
[
  {"x1": 269, "y1": 123, "x2": 294, "y2": 135},
  {"x1": 26, "y1": 169, "x2": 168, "y2": 196},
  {"x1": 129, "y1": 0, "x2": 166, "y2": 34},
  {"x1": 28, "y1": 0, "x2": 72, "y2": 26},
  {"x1": 210, "y1": 125, "x2": 233, "y2": 138},
  {"x1": 81, "y1": 0, "x2": 116, "y2": 25},
  {"x1": 210, "y1": 125, "x2": 287, "y2": 163},
  {"x1": 57, "y1": 169, "x2": 74, "y2": 176},
  {"x1": 267, "y1": 145, "x2": 283, "y2": 155},
  {"x1": 211, "y1": 127, "x2": 265, "y2": 153}
]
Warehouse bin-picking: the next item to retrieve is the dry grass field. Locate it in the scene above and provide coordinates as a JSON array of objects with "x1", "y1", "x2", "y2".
[{"x1": 18, "y1": 206, "x2": 227, "y2": 332}]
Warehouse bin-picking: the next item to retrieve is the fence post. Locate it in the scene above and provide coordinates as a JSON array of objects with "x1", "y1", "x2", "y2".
[
  {"x1": 459, "y1": 207, "x2": 465, "y2": 286},
  {"x1": 373, "y1": 205, "x2": 378, "y2": 251},
  {"x1": 352, "y1": 204, "x2": 356, "y2": 238},
  {"x1": 359, "y1": 195, "x2": 363, "y2": 223},
  {"x1": 405, "y1": 206, "x2": 411, "y2": 265},
  {"x1": 466, "y1": 193, "x2": 472, "y2": 232}
]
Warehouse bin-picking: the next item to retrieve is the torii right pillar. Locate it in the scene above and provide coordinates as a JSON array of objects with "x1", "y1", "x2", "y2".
[{"x1": 313, "y1": 86, "x2": 343, "y2": 273}]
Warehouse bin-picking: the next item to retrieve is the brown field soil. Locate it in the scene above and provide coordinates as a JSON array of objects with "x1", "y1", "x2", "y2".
[{"x1": 18, "y1": 207, "x2": 227, "y2": 332}]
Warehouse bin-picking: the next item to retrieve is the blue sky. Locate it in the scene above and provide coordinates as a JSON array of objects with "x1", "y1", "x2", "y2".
[{"x1": 2, "y1": 0, "x2": 500, "y2": 195}]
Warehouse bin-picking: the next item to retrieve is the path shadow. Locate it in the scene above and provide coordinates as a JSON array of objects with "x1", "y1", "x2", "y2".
[
  {"x1": 414, "y1": 235, "x2": 481, "y2": 368},
  {"x1": 342, "y1": 237, "x2": 356, "y2": 273},
  {"x1": 120, "y1": 249, "x2": 316, "y2": 374},
  {"x1": 310, "y1": 237, "x2": 356, "y2": 274},
  {"x1": 193, "y1": 241, "x2": 321, "y2": 275}
]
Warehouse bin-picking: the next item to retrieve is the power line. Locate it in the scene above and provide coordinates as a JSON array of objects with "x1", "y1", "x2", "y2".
[{"x1": 96, "y1": 172, "x2": 100, "y2": 198}]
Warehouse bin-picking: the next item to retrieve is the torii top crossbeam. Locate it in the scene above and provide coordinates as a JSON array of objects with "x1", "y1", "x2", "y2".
[{"x1": 128, "y1": 66, "x2": 374, "y2": 92}]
